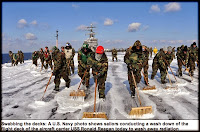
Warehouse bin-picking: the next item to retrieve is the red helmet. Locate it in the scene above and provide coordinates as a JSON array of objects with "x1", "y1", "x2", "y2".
[{"x1": 96, "y1": 46, "x2": 104, "y2": 54}]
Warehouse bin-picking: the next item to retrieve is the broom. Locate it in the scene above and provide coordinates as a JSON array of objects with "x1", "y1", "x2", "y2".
[
  {"x1": 129, "y1": 71, "x2": 153, "y2": 116},
  {"x1": 141, "y1": 70, "x2": 156, "y2": 90},
  {"x1": 82, "y1": 72, "x2": 108, "y2": 119},
  {"x1": 69, "y1": 70, "x2": 86, "y2": 101}
]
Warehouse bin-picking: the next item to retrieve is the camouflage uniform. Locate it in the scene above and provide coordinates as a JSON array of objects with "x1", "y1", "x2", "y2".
[
  {"x1": 44, "y1": 47, "x2": 53, "y2": 70},
  {"x1": 18, "y1": 51, "x2": 24, "y2": 64},
  {"x1": 13, "y1": 53, "x2": 19, "y2": 66},
  {"x1": 87, "y1": 52, "x2": 108, "y2": 98},
  {"x1": 52, "y1": 47, "x2": 70, "y2": 91},
  {"x1": 78, "y1": 43, "x2": 93, "y2": 88},
  {"x1": 111, "y1": 48, "x2": 118, "y2": 61},
  {"x1": 64, "y1": 44, "x2": 75, "y2": 75},
  {"x1": 151, "y1": 47, "x2": 172, "y2": 84},
  {"x1": 32, "y1": 51, "x2": 39, "y2": 67},
  {"x1": 149, "y1": 47, "x2": 153, "y2": 58},
  {"x1": 9, "y1": 51, "x2": 14, "y2": 66},
  {"x1": 142, "y1": 45, "x2": 149, "y2": 85},
  {"x1": 124, "y1": 40, "x2": 144, "y2": 97},
  {"x1": 187, "y1": 42, "x2": 198, "y2": 76},
  {"x1": 176, "y1": 46, "x2": 189, "y2": 76},
  {"x1": 39, "y1": 48, "x2": 45, "y2": 70}
]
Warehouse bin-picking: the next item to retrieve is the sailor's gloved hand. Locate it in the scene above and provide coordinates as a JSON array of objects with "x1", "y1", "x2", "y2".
[
  {"x1": 94, "y1": 73, "x2": 101, "y2": 80},
  {"x1": 86, "y1": 65, "x2": 90, "y2": 71},
  {"x1": 128, "y1": 63, "x2": 132, "y2": 70}
]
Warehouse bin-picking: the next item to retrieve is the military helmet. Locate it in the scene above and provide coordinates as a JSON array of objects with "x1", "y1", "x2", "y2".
[
  {"x1": 181, "y1": 45, "x2": 184, "y2": 49},
  {"x1": 167, "y1": 46, "x2": 173, "y2": 52},
  {"x1": 192, "y1": 42, "x2": 196, "y2": 46},
  {"x1": 133, "y1": 40, "x2": 141, "y2": 47},
  {"x1": 51, "y1": 46, "x2": 58, "y2": 52},
  {"x1": 183, "y1": 46, "x2": 188, "y2": 52},
  {"x1": 163, "y1": 46, "x2": 168, "y2": 52},
  {"x1": 82, "y1": 43, "x2": 89, "y2": 49}
]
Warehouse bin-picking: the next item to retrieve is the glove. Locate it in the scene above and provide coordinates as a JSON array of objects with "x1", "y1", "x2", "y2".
[
  {"x1": 137, "y1": 62, "x2": 143, "y2": 69},
  {"x1": 86, "y1": 65, "x2": 90, "y2": 71},
  {"x1": 128, "y1": 63, "x2": 132, "y2": 70},
  {"x1": 94, "y1": 73, "x2": 101, "y2": 80}
]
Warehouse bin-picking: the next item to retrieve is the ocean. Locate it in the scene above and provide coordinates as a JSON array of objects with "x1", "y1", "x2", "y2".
[{"x1": 2, "y1": 53, "x2": 32, "y2": 64}]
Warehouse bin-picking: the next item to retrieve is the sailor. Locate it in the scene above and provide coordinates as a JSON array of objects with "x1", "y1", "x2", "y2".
[
  {"x1": 9, "y1": 51, "x2": 14, "y2": 66},
  {"x1": 187, "y1": 42, "x2": 198, "y2": 76},
  {"x1": 51, "y1": 46, "x2": 70, "y2": 91},
  {"x1": 87, "y1": 46, "x2": 108, "y2": 100},
  {"x1": 32, "y1": 51, "x2": 39, "y2": 67},
  {"x1": 78, "y1": 43, "x2": 93, "y2": 88},
  {"x1": 124, "y1": 40, "x2": 144, "y2": 97},
  {"x1": 176, "y1": 46, "x2": 189, "y2": 77},
  {"x1": 44, "y1": 46, "x2": 53, "y2": 70},
  {"x1": 64, "y1": 42, "x2": 75, "y2": 75},
  {"x1": 111, "y1": 48, "x2": 118, "y2": 61},
  {"x1": 151, "y1": 47, "x2": 169, "y2": 84}
]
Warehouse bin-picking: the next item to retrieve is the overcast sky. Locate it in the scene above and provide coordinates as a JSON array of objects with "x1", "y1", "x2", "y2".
[{"x1": 2, "y1": 2, "x2": 198, "y2": 53}]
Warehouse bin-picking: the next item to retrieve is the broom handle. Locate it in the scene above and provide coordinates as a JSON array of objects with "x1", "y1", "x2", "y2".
[
  {"x1": 94, "y1": 72, "x2": 98, "y2": 112},
  {"x1": 77, "y1": 70, "x2": 87, "y2": 90},
  {"x1": 162, "y1": 57, "x2": 178, "y2": 82},
  {"x1": 166, "y1": 69, "x2": 172, "y2": 86},
  {"x1": 141, "y1": 70, "x2": 149, "y2": 86},
  {"x1": 41, "y1": 72, "x2": 53, "y2": 100},
  {"x1": 131, "y1": 71, "x2": 142, "y2": 106}
]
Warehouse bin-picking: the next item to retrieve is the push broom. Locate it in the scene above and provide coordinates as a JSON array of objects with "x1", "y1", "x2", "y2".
[
  {"x1": 82, "y1": 72, "x2": 108, "y2": 119},
  {"x1": 141, "y1": 70, "x2": 156, "y2": 90},
  {"x1": 129, "y1": 71, "x2": 153, "y2": 116},
  {"x1": 69, "y1": 70, "x2": 86, "y2": 101}
]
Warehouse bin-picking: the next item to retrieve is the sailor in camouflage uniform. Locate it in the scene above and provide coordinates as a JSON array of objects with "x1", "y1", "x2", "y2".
[
  {"x1": 176, "y1": 46, "x2": 189, "y2": 77},
  {"x1": 44, "y1": 46, "x2": 53, "y2": 70},
  {"x1": 111, "y1": 48, "x2": 118, "y2": 61},
  {"x1": 124, "y1": 40, "x2": 144, "y2": 97},
  {"x1": 32, "y1": 51, "x2": 39, "y2": 67},
  {"x1": 18, "y1": 50, "x2": 24, "y2": 64},
  {"x1": 78, "y1": 43, "x2": 93, "y2": 88},
  {"x1": 187, "y1": 42, "x2": 198, "y2": 76},
  {"x1": 51, "y1": 46, "x2": 70, "y2": 91},
  {"x1": 142, "y1": 45, "x2": 149, "y2": 85},
  {"x1": 87, "y1": 46, "x2": 108, "y2": 99},
  {"x1": 64, "y1": 42, "x2": 75, "y2": 75},
  {"x1": 9, "y1": 51, "x2": 14, "y2": 66},
  {"x1": 151, "y1": 47, "x2": 172, "y2": 84}
]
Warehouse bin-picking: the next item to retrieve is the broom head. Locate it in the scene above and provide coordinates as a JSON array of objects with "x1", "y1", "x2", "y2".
[
  {"x1": 69, "y1": 90, "x2": 86, "y2": 101},
  {"x1": 69, "y1": 90, "x2": 86, "y2": 97},
  {"x1": 165, "y1": 86, "x2": 178, "y2": 89},
  {"x1": 82, "y1": 112, "x2": 108, "y2": 120},
  {"x1": 142, "y1": 85, "x2": 156, "y2": 90},
  {"x1": 129, "y1": 106, "x2": 152, "y2": 116}
]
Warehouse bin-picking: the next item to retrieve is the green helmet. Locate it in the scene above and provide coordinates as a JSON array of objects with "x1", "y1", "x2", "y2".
[
  {"x1": 82, "y1": 43, "x2": 89, "y2": 49},
  {"x1": 133, "y1": 40, "x2": 141, "y2": 47}
]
